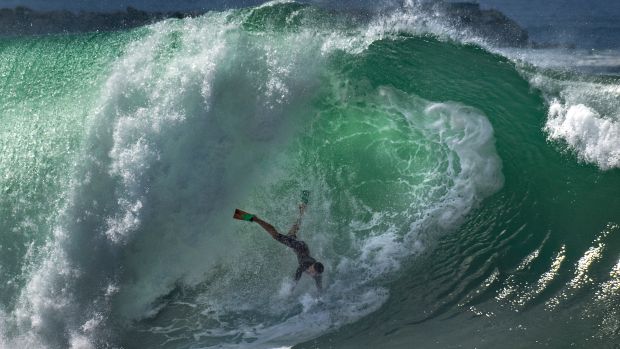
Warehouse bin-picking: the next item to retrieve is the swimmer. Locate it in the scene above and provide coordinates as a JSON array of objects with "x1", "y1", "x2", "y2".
[{"x1": 234, "y1": 204, "x2": 323, "y2": 293}]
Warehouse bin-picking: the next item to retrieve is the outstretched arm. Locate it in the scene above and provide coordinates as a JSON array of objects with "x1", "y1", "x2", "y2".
[
  {"x1": 290, "y1": 268, "x2": 322, "y2": 295},
  {"x1": 290, "y1": 265, "x2": 304, "y2": 293},
  {"x1": 287, "y1": 204, "x2": 307, "y2": 237},
  {"x1": 314, "y1": 275, "x2": 322, "y2": 295}
]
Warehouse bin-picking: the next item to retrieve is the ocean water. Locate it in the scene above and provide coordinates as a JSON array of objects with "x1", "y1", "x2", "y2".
[{"x1": 0, "y1": 1, "x2": 619, "y2": 348}]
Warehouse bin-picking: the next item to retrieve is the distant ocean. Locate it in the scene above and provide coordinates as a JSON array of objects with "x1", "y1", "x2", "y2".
[{"x1": 0, "y1": 1, "x2": 619, "y2": 348}]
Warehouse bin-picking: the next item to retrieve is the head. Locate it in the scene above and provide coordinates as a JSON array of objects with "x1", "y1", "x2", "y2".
[{"x1": 308, "y1": 262, "x2": 324, "y2": 276}]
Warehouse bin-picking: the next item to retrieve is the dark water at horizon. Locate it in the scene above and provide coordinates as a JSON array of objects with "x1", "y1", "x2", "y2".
[
  {"x1": 472, "y1": 0, "x2": 620, "y2": 49},
  {"x1": 5, "y1": 0, "x2": 620, "y2": 49}
]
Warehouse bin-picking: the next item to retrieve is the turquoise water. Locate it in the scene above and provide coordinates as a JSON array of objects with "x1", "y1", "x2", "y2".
[{"x1": 0, "y1": 2, "x2": 619, "y2": 348}]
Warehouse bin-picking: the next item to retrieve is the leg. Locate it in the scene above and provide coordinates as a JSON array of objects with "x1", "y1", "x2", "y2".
[
  {"x1": 251, "y1": 216, "x2": 302, "y2": 252},
  {"x1": 287, "y1": 204, "x2": 307, "y2": 237},
  {"x1": 252, "y1": 217, "x2": 280, "y2": 239}
]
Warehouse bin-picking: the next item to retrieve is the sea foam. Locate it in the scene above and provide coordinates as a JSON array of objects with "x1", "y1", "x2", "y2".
[
  {"x1": 546, "y1": 100, "x2": 620, "y2": 170},
  {"x1": 526, "y1": 72, "x2": 620, "y2": 170}
]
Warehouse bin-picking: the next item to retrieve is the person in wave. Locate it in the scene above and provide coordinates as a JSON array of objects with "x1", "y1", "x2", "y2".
[{"x1": 234, "y1": 204, "x2": 324, "y2": 294}]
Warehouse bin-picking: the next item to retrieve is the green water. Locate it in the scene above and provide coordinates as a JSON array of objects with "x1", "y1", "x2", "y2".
[{"x1": 0, "y1": 32, "x2": 134, "y2": 308}]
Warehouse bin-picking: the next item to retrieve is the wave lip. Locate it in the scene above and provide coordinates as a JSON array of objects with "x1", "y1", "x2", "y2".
[{"x1": 546, "y1": 99, "x2": 620, "y2": 170}]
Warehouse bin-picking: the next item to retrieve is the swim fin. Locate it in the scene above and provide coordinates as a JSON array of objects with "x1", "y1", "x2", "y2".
[
  {"x1": 233, "y1": 209, "x2": 255, "y2": 222},
  {"x1": 301, "y1": 190, "x2": 310, "y2": 205}
]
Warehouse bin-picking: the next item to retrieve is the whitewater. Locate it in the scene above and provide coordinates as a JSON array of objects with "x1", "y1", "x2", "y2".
[{"x1": 0, "y1": 1, "x2": 619, "y2": 348}]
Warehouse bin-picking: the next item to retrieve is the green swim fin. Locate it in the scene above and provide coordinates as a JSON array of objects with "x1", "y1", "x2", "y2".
[
  {"x1": 301, "y1": 190, "x2": 310, "y2": 205},
  {"x1": 233, "y1": 209, "x2": 255, "y2": 222}
]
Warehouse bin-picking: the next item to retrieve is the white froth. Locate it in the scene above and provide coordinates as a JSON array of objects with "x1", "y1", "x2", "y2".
[
  {"x1": 104, "y1": 199, "x2": 143, "y2": 243},
  {"x1": 68, "y1": 334, "x2": 94, "y2": 349},
  {"x1": 425, "y1": 102, "x2": 504, "y2": 199},
  {"x1": 545, "y1": 100, "x2": 620, "y2": 170}
]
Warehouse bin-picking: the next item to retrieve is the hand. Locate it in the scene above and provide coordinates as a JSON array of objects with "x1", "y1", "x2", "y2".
[{"x1": 299, "y1": 204, "x2": 307, "y2": 214}]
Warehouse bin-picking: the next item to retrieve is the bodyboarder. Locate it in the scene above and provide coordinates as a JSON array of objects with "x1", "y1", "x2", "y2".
[{"x1": 234, "y1": 204, "x2": 324, "y2": 294}]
